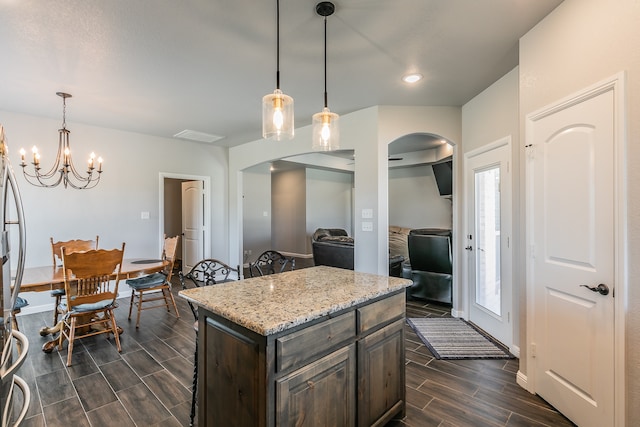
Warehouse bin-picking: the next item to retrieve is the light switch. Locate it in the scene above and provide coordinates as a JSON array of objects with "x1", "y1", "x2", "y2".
[
  {"x1": 362, "y1": 221, "x2": 373, "y2": 231},
  {"x1": 362, "y1": 208, "x2": 373, "y2": 219},
  {"x1": 141, "y1": 211, "x2": 149, "y2": 220}
]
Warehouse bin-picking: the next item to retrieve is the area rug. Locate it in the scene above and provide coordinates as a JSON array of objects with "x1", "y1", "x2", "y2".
[{"x1": 407, "y1": 317, "x2": 514, "y2": 360}]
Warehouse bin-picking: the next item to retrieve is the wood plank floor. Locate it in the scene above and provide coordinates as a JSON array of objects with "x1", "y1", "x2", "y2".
[{"x1": 12, "y1": 279, "x2": 574, "y2": 427}]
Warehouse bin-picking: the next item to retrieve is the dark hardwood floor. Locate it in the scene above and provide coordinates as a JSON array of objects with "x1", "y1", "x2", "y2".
[{"x1": 12, "y1": 273, "x2": 574, "y2": 427}]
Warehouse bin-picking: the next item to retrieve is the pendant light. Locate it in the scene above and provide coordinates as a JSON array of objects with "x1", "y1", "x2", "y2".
[
  {"x1": 262, "y1": 0, "x2": 294, "y2": 140},
  {"x1": 312, "y1": 1, "x2": 339, "y2": 151}
]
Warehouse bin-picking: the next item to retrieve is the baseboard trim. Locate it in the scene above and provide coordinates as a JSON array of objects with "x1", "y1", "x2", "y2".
[
  {"x1": 451, "y1": 308, "x2": 465, "y2": 318},
  {"x1": 510, "y1": 345, "x2": 520, "y2": 359},
  {"x1": 516, "y1": 370, "x2": 532, "y2": 393},
  {"x1": 279, "y1": 251, "x2": 313, "y2": 259}
]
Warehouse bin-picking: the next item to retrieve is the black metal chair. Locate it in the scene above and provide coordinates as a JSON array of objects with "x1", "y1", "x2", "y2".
[
  {"x1": 248, "y1": 250, "x2": 295, "y2": 277},
  {"x1": 178, "y1": 258, "x2": 240, "y2": 427}
]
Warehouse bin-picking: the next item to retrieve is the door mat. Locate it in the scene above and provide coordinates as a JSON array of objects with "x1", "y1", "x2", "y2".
[{"x1": 407, "y1": 317, "x2": 514, "y2": 360}]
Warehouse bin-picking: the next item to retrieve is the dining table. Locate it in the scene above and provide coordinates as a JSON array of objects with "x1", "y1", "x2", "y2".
[{"x1": 14, "y1": 258, "x2": 170, "y2": 352}]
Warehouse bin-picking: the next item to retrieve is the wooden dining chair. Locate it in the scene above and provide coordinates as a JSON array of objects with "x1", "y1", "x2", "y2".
[
  {"x1": 58, "y1": 244, "x2": 125, "y2": 367},
  {"x1": 248, "y1": 250, "x2": 295, "y2": 277},
  {"x1": 50, "y1": 236, "x2": 99, "y2": 325},
  {"x1": 178, "y1": 258, "x2": 240, "y2": 427},
  {"x1": 126, "y1": 235, "x2": 180, "y2": 328}
]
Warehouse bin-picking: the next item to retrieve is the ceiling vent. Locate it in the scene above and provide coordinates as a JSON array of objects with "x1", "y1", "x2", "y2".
[{"x1": 173, "y1": 129, "x2": 225, "y2": 143}]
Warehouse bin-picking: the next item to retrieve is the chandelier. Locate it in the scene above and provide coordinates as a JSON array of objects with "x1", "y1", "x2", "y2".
[{"x1": 20, "y1": 92, "x2": 103, "y2": 189}]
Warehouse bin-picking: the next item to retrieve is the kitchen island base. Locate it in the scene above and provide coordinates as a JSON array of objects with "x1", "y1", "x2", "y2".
[{"x1": 198, "y1": 290, "x2": 406, "y2": 426}]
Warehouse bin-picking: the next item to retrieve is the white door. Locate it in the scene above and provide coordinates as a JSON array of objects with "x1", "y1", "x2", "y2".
[
  {"x1": 465, "y1": 140, "x2": 512, "y2": 347},
  {"x1": 528, "y1": 89, "x2": 614, "y2": 427},
  {"x1": 182, "y1": 180, "x2": 204, "y2": 272}
]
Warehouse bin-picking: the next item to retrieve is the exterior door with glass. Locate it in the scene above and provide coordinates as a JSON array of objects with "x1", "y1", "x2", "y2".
[{"x1": 465, "y1": 139, "x2": 512, "y2": 348}]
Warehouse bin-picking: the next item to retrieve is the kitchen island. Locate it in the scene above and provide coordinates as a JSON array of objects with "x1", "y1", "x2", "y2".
[{"x1": 179, "y1": 265, "x2": 412, "y2": 427}]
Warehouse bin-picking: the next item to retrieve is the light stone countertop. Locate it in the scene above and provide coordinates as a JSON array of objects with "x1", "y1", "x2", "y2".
[{"x1": 178, "y1": 265, "x2": 412, "y2": 336}]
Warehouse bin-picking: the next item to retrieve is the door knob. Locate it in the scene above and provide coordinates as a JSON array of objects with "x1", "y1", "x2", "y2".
[
  {"x1": 465, "y1": 246, "x2": 472, "y2": 251},
  {"x1": 580, "y1": 283, "x2": 610, "y2": 296}
]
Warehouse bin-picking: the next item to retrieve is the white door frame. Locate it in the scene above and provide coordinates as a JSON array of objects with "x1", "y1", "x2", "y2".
[
  {"x1": 462, "y1": 136, "x2": 514, "y2": 352},
  {"x1": 159, "y1": 172, "x2": 211, "y2": 260},
  {"x1": 522, "y1": 72, "x2": 627, "y2": 427}
]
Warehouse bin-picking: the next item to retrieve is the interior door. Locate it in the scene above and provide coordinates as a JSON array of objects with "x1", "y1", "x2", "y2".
[
  {"x1": 465, "y1": 141, "x2": 512, "y2": 347},
  {"x1": 529, "y1": 89, "x2": 614, "y2": 427},
  {"x1": 182, "y1": 180, "x2": 204, "y2": 272}
]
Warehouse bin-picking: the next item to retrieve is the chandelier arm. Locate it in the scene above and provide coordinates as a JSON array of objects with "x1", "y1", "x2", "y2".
[
  {"x1": 66, "y1": 157, "x2": 91, "y2": 180},
  {"x1": 29, "y1": 129, "x2": 66, "y2": 180},
  {"x1": 64, "y1": 173, "x2": 100, "y2": 190},
  {"x1": 21, "y1": 169, "x2": 65, "y2": 188}
]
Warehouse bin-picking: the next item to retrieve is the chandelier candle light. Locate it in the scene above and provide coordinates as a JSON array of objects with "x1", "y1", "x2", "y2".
[
  {"x1": 19, "y1": 92, "x2": 103, "y2": 189},
  {"x1": 262, "y1": 0, "x2": 294, "y2": 140},
  {"x1": 312, "y1": 1, "x2": 339, "y2": 151}
]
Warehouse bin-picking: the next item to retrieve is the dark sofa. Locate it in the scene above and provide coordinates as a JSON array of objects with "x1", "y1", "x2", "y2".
[{"x1": 311, "y1": 228, "x2": 355, "y2": 270}]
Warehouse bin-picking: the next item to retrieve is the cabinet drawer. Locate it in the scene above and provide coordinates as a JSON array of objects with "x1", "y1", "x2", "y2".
[
  {"x1": 277, "y1": 312, "x2": 355, "y2": 372},
  {"x1": 358, "y1": 292, "x2": 405, "y2": 335}
]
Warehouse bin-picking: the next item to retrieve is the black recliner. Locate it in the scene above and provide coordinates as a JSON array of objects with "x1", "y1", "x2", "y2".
[{"x1": 402, "y1": 229, "x2": 452, "y2": 304}]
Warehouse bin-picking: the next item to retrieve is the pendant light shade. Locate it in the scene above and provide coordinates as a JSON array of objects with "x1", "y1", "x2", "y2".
[
  {"x1": 312, "y1": 2, "x2": 339, "y2": 151},
  {"x1": 312, "y1": 107, "x2": 339, "y2": 151},
  {"x1": 263, "y1": 89, "x2": 294, "y2": 140},
  {"x1": 263, "y1": 0, "x2": 294, "y2": 140}
]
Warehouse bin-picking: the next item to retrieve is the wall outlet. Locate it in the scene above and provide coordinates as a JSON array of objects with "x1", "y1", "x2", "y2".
[
  {"x1": 141, "y1": 211, "x2": 149, "y2": 220},
  {"x1": 362, "y1": 221, "x2": 373, "y2": 232}
]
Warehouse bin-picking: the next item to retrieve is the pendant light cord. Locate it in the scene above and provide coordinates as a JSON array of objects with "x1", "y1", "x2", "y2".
[
  {"x1": 276, "y1": 0, "x2": 281, "y2": 90},
  {"x1": 323, "y1": 16, "x2": 328, "y2": 108}
]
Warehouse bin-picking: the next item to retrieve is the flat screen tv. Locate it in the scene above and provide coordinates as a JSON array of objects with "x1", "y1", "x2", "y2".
[{"x1": 432, "y1": 160, "x2": 452, "y2": 197}]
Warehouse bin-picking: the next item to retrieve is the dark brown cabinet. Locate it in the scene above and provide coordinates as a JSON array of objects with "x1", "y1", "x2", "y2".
[
  {"x1": 277, "y1": 344, "x2": 356, "y2": 426},
  {"x1": 197, "y1": 290, "x2": 406, "y2": 426}
]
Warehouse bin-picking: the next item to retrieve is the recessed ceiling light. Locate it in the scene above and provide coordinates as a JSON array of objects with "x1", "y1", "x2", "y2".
[{"x1": 402, "y1": 73, "x2": 423, "y2": 84}]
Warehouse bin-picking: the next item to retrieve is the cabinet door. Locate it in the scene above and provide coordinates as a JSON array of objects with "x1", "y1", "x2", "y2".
[
  {"x1": 201, "y1": 317, "x2": 264, "y2": 426},
  {"x1": 357, "y1": 319, "x2": 405, "y2": 427},
  {"x1": 276, "y1": 344, "x2": 356, "y2": 426}
]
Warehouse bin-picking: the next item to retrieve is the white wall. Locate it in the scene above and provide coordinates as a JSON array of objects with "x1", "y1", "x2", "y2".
[
  {"x1": 388, "y1": 165, "x2": 452, "y2": 230},
  {"x1": 461, "y1": 67, "x2": 520, "y2": 352},
  {"x1": 2, "y1": 109, "x2": 228, "y2": 313},
  {"x1": 242, "y1": 164, "x2": 271, "y2": 263},
  {"x1": 272, "y1": 168, "x2": 306, "y2": 254},
  {"x1": 519, "y1": 0, "x2": 639, "y2": 422}
]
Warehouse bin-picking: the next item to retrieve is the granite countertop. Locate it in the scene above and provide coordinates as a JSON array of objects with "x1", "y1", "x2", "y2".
[{"x1": 178, "y1": 265, "x2": 412, "y2": 336}]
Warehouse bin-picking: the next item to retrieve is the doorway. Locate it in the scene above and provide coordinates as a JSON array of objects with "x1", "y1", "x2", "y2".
[
  {"x1": 464, "y1": 138, "x2": 512, "y2": 348},
  {"x1": 159, "y1": 173, "x2": 211, "y2": 273}
]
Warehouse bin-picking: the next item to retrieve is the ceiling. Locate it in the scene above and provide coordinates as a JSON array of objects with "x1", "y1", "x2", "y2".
[{"x1": 0, "y1": 0, "x2": 563, "y2": 149}]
